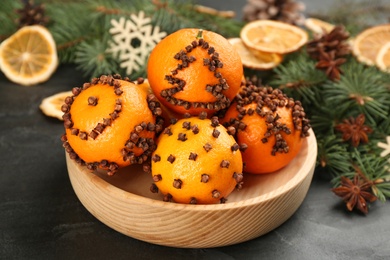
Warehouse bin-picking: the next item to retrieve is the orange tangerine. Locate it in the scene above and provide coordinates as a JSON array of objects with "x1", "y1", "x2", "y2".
[
  {"x1": 61, "y1": 75, "x2": 163, "y2": 175},
  {"x1": 147, "y1": 28, "x2": 243, "y2": 116},
  {"x1": 221, "y1": 83, "x2": 310, "y2": 174},
  {"x1": 151, "y1": 116, "x2": 243, "y2": 204}
]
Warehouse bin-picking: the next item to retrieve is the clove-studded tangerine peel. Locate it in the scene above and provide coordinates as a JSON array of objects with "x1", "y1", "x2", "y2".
[
  {"x1": 150, "y1": 115, "x2": 243, "y2": 204},
  {"x1": 221, "y1": 82, "x2": 311, "y2": 174},
  {"x1": 61, "y1": 75, "x2": 164, "y2": 175},
  {"x1": 147, "y1": 28, "x2": 243, "y2": 117}
]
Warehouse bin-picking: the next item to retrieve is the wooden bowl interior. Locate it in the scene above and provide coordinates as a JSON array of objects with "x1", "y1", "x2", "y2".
[
  {"x1": 94, "y1": 134, "x2": 313, "y2": 205},
  {"x1": 67, "y1": 129, "x2": 317, "y2": 247}
]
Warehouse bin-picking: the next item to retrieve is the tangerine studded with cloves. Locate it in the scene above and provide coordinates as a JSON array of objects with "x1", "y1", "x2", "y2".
[
  {"x1": 147, "y1": 28, "x2": 243, "y2": 117},
  {"x1": 221, "y1": 80, "x2": 310, "y2": 174},
  {"x1": 151, "y1": 115, "x2": 243, "y2": 204},
  {"x1": 61, "y1": 74, "x2": 164, "y2": 175}
]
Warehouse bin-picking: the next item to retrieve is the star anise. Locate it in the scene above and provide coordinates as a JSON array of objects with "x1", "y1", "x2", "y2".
[
  {"x1": 332, "y1": 174, "x2": 377, "y2": 214},
  {"x1": 335, "y1": 114, "x2": 373, "y2": 147},
  {"x1": 307, "y1": 25, "x2": 350, "y2": 81},
  {"x1": 315, "y1": 50, "x2": 346, "y2": 80}
]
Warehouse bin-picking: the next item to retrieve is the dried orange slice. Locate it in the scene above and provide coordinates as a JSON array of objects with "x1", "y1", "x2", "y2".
[
  {"x1": 240, "y1": 20, "x2": 308, "y2": 54},
  {"x1": 0, "y1": 25, "x2": 58, "y2": 86},
  {"x1": 40, "y1": 90, "x2": 73, "y2": 120},
  {"x1": 228, "y1": 38, "x2": 283, "y2": 70},
  {"x1": 376, "y1": 42, "x2": 390, "y2": 72},
  {"x1": 304, "y1": 18, "x2": 335, "y2": 34},
  {"x1": 352, "y1": 24, "x2": 390, "y2": 66}
]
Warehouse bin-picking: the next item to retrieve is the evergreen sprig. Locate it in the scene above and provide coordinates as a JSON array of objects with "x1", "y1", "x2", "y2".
[
  {"x1": 74, "y1": 37, "x2": 119, "y2": 78},
  {"x1": 322, "y1": 59, "x2": 390, "y2": 125},
  {"x1": 46, "y1": 2, "x2": 94, "y2": 64},
  {"x1": 331, "y1": 150, "x2": 390, "y2": 202},
  {"x1": 269, "y1": 51, "x2": 328, "y2": 106},
  {"x1": 0, "y1": 0, "x2": 21, "y2": 41},
  {"x1": 316, "y1": 135, "x2": 352, "y2": 178}
]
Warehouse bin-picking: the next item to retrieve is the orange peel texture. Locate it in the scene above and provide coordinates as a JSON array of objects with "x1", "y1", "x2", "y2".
[
  {"x1": 221, "y1": 82, "x2": 311, "y2": 174},
  {"x1": 61, "y1": 75, "x2": 164, "y2": 175},
  {"x1": 147, "y1": 28, "x2": 243, "y2": 117},
  {"x1": 150, "y1": 115, "x2": 243, "y2": 204}
]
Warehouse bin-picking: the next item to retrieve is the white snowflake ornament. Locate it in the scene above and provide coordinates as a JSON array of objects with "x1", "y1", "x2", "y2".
[
  {"x1": 378, "y1": 136, "x2": 390, "y2": 164},
  {"x1": 107, "y1": 11, "x2": 167, "y2": 75}
]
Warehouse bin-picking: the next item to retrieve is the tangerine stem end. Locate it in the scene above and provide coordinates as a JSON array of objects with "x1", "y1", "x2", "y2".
[{"x1": 196, "y1": 29, "x2": 203, "y2": 39}]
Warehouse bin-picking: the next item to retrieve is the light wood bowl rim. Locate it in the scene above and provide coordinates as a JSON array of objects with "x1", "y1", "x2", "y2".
[{"x1": 67, "y1": 129, "x2": 317, "y2": 247}]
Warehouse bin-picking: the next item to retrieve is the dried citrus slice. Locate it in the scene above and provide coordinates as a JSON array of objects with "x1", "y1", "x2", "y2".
[
  {"x1": 376, "y1": 42, "x2": 390, "y2": 72},
  {"x1": 228, "y1": 38, "x2": 283, "y2": 70},
  {"x1": 304, "y1": 18, "x2": 335, "y2": 34},
  {"x1": 352, "y1": 24, "x2": 390, "y2": 66},
  {"x1": 40, "y1": 90, "x2": 72, "y2": 120},
  {"x1": 0, "y1": 25, "x2": 58, "y2": 86},
  {"x1": 193, "y1": 4, "x2": 235, "y2": 18},
  {"x1": 240, "y1": 20, "x2": 308, "y2": 54}
]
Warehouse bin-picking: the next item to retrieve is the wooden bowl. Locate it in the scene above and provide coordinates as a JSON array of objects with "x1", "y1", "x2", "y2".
[{"x1": 66, "y1": 129, "x2": 317, "y2": 248}]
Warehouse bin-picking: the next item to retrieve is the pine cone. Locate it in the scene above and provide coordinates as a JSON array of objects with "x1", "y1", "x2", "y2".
[
  {"x1": 16, "y1": 0, "x2": 49, "y2": 28},
  {"x1": 242, "y1": 0, "x2": 305, "y2": 25},
  {"x1": 307, "y1": 25, "x2": 351, "y2": 60}
]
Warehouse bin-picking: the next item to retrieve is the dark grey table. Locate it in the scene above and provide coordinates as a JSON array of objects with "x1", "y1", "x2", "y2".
[{"x1": 1, "y1": 1, "x2": 390, "y2": 259}]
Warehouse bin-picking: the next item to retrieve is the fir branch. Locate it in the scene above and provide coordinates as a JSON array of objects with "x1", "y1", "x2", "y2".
[
  {"x1": 331, "y1": 149, "x2": 389, "y2": 183},
  {"x1": 352, "y1": 150, "x2": 390, "y2": 202},
  {"x1": 316, "y1": 135, "x2": 352, "y2": 178},
  {"x1": 377, "y1": 116, "x2": 390, "y2": 137},
  {"x1": 269, "y1": 52, "x2": 328, "y2": 106},
  {"x1": 87, "y1": 0, "x2": 148, "y2": 21},
  {"x1": 0, "y1": 0, "x2": 21, "y2": 41},
  {"x1": 358, "y1": 117, "x2": 390, "y2": 158},
  {"x1": 45, "y1": 2, "x2": 95, "y2": 63},
  {"x1": 375, "y1": 180, "x2": 390, "y2": 202},
  {"x1": 74, "y1": 37, "x2": 119, "y2": 79},
  {"x1": 148, "y1": 1, "x2": 188, "y2": 34},
  {"x1": 309, "y1": 105, "x2": 345, "y2": 135},
  {"x1": 91, "y1": 1, "x2": 136, "y2": 16},
  {"x1": 322, "y1": 59, "x2": 390, "y2": 125}
]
